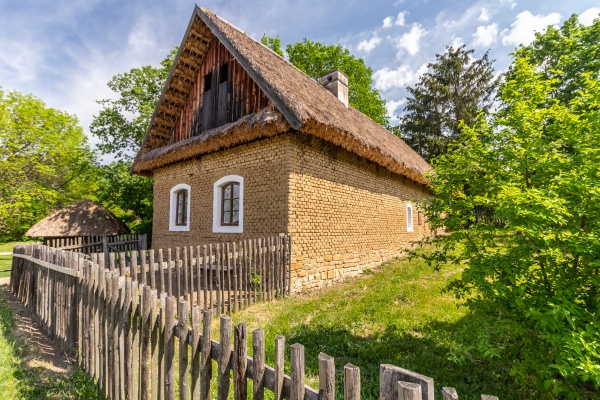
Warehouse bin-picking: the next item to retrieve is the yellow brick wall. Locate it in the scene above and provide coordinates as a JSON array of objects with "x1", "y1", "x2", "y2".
[
  {"x1": 152, "y1": 135, "x2": 290, "y2": 249},
  {"x1": 287, "y1": 134, "x2": 432, "y2": 290},
  {"x1": 151, "y1": 133, "x2": 432, "y2": 291}
]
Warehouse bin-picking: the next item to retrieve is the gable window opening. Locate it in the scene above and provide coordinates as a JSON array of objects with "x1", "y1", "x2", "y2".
[
  {"x1": 204, "y1": 72, "x2": 213, "y2": 92},
  {"x1": 169, "y1": 184, "x2": 191, "y2": 232},
  {"x1": 213, "y1": 175, "x2": 244, "y2": 233},
  {"x1": 219, "y1": 63, "x2": 228, "y2": 84},
  {"x1": 406, "y1": 203, "x2": 414, "y2": 232}
]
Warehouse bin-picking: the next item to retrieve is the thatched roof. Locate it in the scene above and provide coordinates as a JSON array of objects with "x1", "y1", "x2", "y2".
[
  {"x1": 26, "y1": 199, "x2": 130, "y2": 238},
  {"x1": 132, "y1": 6, "x2": 431, "y2": 185}
]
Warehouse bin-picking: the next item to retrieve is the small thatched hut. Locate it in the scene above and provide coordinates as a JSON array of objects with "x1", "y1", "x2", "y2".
[{"x1": 26, "y1": 199, "x2": 130, "y2": 249}]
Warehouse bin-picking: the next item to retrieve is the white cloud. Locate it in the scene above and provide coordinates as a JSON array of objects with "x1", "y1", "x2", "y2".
[
  {"x1": 579, "y1": 7, "x2": 600, "y2": 26},
  {"x1": 473, "y1": 23, "x2": 498, "y2": 47},
  {"x1": 386, "y1": 99, "x2": 406, "y2": 117},
  {"x1": 394, "y1": 23, "x2": 427, "y2": 56},
  {"x1": 357, "y1": 36, "x2": 382, "y2": 52},
  {"x1": 373, "y1": 63, "x2": 428, "y2": 91},
  {"x1": 383, "y1": 16, "x2": 393, "y2": 28},
  {"x1": 451, "y1": 37, "x2": 465, "y2": 49},
  {"x1": 501, "y1": 11, "x2": 561, "y2": 46},
  {"x1": 478, "y1": 8, "x2": 490, "y2": 22},
  {"x1": 395, "y1": 11, "x2": 407, "y2": 27}
]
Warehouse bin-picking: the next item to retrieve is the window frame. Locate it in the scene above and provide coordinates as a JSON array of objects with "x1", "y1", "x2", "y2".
[
  {"x1": 213, "y1": 175, "x2": 244, "y2": 233},
  {"x1": 220, "y1": 182, "x2": 240, "y2": 226},
  {"x1": 169, "y1": 184, "x2": 191, "y2": 232},
  {"x1": 406, "y1": 203, "x2": 414, "y2": 232}
]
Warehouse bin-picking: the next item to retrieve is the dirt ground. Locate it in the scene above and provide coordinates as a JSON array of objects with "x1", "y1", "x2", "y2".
[{"x1": 0, "y1": 278, "x2": 73, "y2": 375}]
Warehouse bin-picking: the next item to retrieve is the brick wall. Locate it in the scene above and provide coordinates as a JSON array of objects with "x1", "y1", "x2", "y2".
[
  {"x1": 287, "y1": 134, "x2": 432, "y2": 290},
  {"x1": 151, "y1": 133, "x2": 432, "y2": 291},
  {"x1": 151, "y1": 135, "x2": 291, "y2": 249}
]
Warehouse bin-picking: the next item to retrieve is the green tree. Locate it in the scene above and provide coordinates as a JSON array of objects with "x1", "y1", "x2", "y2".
[
  {"x1": 514, "y1": 14, "x2": 600, "y2": 106},
  {"x1": 0, "y1": 89, "x2": 96, "y2": 241},
  {"x1": 399, "y1": 45, "x2": 498, "y2": 161},
  {"x1": 96, "y1": 161, "x2": 153, "y2": 235},
  {"x1": 91, "y1": 49, "x2": 176, "y2": 161},
  {"x1": 91, "y1": 50, "x2": 176, "y2": 236},
  {"x1": 260, "y1": 34, "x2": 284, "y2": 57},
  {"x1": 420, "y1": 56, "x2": 600, "y2": 396},
  {"x1": 262, "y1": 36, "x2": 389, "y2": 126}
]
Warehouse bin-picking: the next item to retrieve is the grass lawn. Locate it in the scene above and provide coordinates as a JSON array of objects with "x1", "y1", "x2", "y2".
[
  {"x1": 226, "y1": 246, "x2": 541, "y2": 399},
  {"x1": 0, "y1": 241, "x2": 38, "y2": 279},
  {"x1": 0, "y1": 287, "x2": 103, "y2": 399}
]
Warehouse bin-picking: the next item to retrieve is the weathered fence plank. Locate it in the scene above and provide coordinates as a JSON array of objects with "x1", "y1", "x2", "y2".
[{"x1": 9, "y1": 241, "x2": 498, "y2": 400}]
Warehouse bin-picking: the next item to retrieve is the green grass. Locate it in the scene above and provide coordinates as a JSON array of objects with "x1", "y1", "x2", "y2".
[
  {"x1": 0, "y1": 287, "x2": 103, "y2": 399},
  {"x1": 0, "y1": 241, "x2": 39, "y2": 279},
  {"x1": 225, "y1": 246, "x2": 541, "y2": 400},
  {"x1": 0, "y1": 255, "x2": 12, "y2": 278}
]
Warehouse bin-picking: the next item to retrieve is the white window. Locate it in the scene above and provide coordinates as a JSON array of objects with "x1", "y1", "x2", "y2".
[
  {"x1": 213, "y1": 175, "x2": 244, "y2": 233},
  {"x1": 406, "y1": 203, "x2": 414, "y2": 232},
  {"x1": 169, "y1": 184, "x2": 191, "y2": 231}
]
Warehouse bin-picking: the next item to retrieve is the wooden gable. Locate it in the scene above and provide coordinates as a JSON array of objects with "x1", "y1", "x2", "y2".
[{"x1": 170, "y1": 37, "x2": 270, "y2": 145}]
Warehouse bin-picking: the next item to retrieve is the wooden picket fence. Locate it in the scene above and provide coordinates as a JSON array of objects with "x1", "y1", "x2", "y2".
[
  {"x1": 94, "y1": 235, "x2": 291, "y2": 316},
  {"x1": 9, "y1": 242, "x2": 499, "y2": 400},
  {"x1": 44, "y1": 234, "x2": 147, "y2": 255}
]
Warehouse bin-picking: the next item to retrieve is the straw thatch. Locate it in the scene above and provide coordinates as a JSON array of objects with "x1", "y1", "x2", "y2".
[
  {"x1": 132, "y1": 6, "x2": 432, "y2": 185},
  {"x1": 26, "y1": 199, "x2": 130, "y2": 238}
]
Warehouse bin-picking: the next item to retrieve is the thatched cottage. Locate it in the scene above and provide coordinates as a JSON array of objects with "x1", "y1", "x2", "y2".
[{"x1": 132, "y1": 6, "x2": 433, "y2": 290}]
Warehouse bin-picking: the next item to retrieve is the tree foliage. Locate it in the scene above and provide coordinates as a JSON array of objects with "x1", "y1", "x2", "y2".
[
  {"x1": 95, "y1": 161, "x2": 153, "y2": 236},
  {"x1": 91, "y1": 50, "x2": 175, "y2": 235},
  {"x1": 399, "y1": 45, "x2": 498, "y2": 161},
  {"x1": 91, "y1": 49, "x2": 176, "y2": 161},
  {"x1": 420, "y1": 27, "x2": 600, "y2": 395},
  {"x1": 260, "y1": 34, "x2": 284, "y2": 57},
  {"x1": 0, "y1": 89, "x2": 96, "y2": 241},
  {"x1": 513, "y1": 14, "x2": 600, "y2": 106},
  {"x1": 262, "y1": 36, "x2": 389, "y2": 126}
]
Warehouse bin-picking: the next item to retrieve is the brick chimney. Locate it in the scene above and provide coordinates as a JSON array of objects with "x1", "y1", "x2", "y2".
[{"x1": 319, "y1": 69, "x2": 349, "y2": 108}]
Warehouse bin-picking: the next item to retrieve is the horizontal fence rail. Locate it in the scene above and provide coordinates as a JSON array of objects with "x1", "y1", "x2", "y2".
[
  {"x1": 44, "y1": 234, "x2": 147, "y2": 255},
  {"x1": 9, "y1": 242, "x2": 498, "y2": 400}
]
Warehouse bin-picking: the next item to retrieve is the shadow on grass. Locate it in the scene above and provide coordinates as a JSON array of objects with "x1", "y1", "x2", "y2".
[
  {"x1": 0, "y1": 288, "x2": 104, "y2": 400},
  {"x1": 284, "y1": 316, "x2": 538, "y2": 400}
]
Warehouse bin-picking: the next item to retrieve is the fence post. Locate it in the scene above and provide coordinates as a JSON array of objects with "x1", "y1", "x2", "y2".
[
  {"x1": 218, "y1": 315, "x2": 232, "y2": 400},
  {"x1": 441, "y1": 387, "x2": 459, "y2": 400},
  {"x1": 164, "y1": 296, "x2": 176, "y2": 400},
  {"x1": 344, "y1": 363, "x2": 361, "y2": 400},
  {"x1": 233, "y1": 323, "x2": 247, "y2": 400},
  {"x1": 253, "y1": 329, "x2": 265, "y2": 400},
  {"x1": 290, "y1": 343, "x2": 305, "y2": 400},
  {"x1": 102, "y1": 236, "x2": 109, "y2": 267},
  {"x1": 274, "y1": 335, "x2": 285, "y2": 400},
  {"x1": 398, "y1": 381, "x2": 422, "y2": 400},
  {"x1": 319, "y1": 353, "x2": 335, "y2": 400},
  {"x1": 200, "y1": 310, "x2": 212, "y2": 400},
  {"x1": 179, "y1": 300, "x2": 189, "y2": 400},
  {"x1": 380, "y1": 364, "x2": 434, "y2": 400}
]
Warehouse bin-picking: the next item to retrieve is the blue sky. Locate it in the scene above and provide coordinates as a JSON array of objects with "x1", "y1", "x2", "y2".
[{"x1": 1, "y1": 0, "x2": 598, "y2": 152}]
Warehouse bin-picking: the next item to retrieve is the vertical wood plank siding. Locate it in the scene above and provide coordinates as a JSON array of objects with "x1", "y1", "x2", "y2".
[{"x1": 171, "y1": 37, "x2": 270, "y2": 144}]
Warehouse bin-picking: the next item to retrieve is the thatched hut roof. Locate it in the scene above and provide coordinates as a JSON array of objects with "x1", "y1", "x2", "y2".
[
  {"x1": 132, "y1": 6, "x2": 431, "y2": 185},
  {"x1": 26, "y1": 199, "x2": 130, "y2": 238}
]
